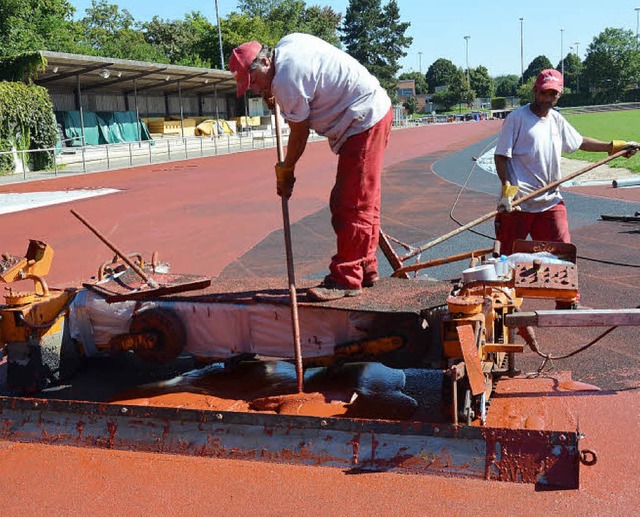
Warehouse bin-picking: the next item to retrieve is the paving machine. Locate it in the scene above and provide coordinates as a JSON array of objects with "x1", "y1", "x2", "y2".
[{"x1": 6, "y1": 233, "x2": 636, "y2": 489}]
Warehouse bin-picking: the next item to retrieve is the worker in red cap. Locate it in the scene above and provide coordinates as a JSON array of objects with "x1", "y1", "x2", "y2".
[
  {"x1": 493, "y1": 69, "x2": 637, "y2": 308},
  {"x1": 229, "y1": 33, "x2": 393, "y2": 302}
]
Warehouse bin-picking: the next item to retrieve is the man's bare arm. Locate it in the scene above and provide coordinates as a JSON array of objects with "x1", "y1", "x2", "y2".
[{"x1": 283, "y1": 119, "x2": 310, "y2": 168}]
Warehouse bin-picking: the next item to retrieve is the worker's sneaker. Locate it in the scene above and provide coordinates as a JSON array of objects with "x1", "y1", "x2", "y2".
[
  {"x1": 324, "y1": 273, "x2": 378, "y2": 289},
  {"x1": 363, "y1": 272, "x2": 379, "y2": 288},
  {"x1": 307, "y1": 284, "x2": 362, "y2": 302}
]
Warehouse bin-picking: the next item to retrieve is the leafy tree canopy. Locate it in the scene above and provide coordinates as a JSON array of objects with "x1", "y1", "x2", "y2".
[
  {"x1": 237, "y1": 0, "x2": 282, "y2": 17},
  {"x1": 236, "y1": 0, "x2": 342, "y2": 47},
  {"x1": 403, "y1": 95, "x2": 418, "y2": 115},
  {"x1": 425, "y1": 58, "x2": 457, "y2": 94},
  {"x1": 583, "y1": 27, "x2": 640, "y2": 101},
  {"x1": 523, "y1": 55, "x2": 553, "y2": 83},
  {"x1": 341, "y1": 0, "x2": 412, "y2": 95},
  {"x1": 494, "y1": 74, "x2": 520, "y2": 97},
  {"x1": 77, "y1": 0, "x2": 166, "y2": 61},
  {"x1": 141, "y1": 12, "x2": 216, "y2": 68},
  {"x1": 516, "y1": 76, "x2": 536, "y2": 105},
  {"x1": 432, "y1": 69, "x2": 474, "y2": 111},
  {"x1": 557, "y1": 53, "x2": 583, "y2": 93},
  {"x1": 0, "y1": 0, "x2": 83, "y2": 55},
  {"x1": 469, "y1": 65, "x2": 493, "y2": 98}
]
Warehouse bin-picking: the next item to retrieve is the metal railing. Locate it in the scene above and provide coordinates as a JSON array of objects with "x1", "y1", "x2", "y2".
[
  {"x1": 0, "y1": 128, "x2": 325, "y2": 183},
  {"x1": 559, "y1": 102, "x2": 640, "y2": 116}
]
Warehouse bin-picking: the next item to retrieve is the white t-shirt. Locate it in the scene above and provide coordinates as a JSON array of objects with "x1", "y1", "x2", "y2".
[
  {"x1": 272, "y1": 33, "x2": 391, "y2": 153},
  {"x1": 495, "y1": 104, "x2": 583, "y2": 212}
]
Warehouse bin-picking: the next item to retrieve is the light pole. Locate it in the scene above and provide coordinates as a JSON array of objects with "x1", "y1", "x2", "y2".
[
  {"x1": 560, "y1": 28, "x2": 564, "y2": 79},
  {"x1": 636, "y1": 7, "x2": 639, "y2": 87},
  {"x1": 418, "y1": 52, "x2": 423, "y2": 74},
  {"x1": 519, "y1": 17, "x2": 524, "y2": 85},
  {"x1": 574, "y1": 42, "x2": 580, "y2": 93},
  {"x1": 464, "y1": 35, "x2": 471, "y2": 85},
  {"x1": 214, "y1": 0, "x2": 224, "y2": 69}
]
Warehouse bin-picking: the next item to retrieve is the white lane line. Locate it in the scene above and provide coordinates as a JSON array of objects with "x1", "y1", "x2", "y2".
[{"x1": 0, "y1": 189, "x2": 120, "y2": 215}]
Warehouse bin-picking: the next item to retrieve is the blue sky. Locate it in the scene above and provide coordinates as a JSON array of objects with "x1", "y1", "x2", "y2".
[{"x1": 70, "y1": 0, "x2": 640, "y2": 77}]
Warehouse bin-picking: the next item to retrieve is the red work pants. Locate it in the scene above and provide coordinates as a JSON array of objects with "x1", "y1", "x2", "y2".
[
  {"x1": 495, "y1": 201, "x2": 571, "y2": 255},
  {"x1": 329, "y1": 108, "x2": 393, "y2": 289}
]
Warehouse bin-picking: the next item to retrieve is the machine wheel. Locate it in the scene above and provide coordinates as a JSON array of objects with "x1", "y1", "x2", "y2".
[{"x1": 129, "y1": 307, "x2": 186, "y2": 364}]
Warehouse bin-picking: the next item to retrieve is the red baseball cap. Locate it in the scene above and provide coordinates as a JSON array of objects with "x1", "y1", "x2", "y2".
[
  {"x1": 229, "y1": 41, "x2": 262, "y2": 97},
  {"x1": 534, "y1": 69, "x2": 564, "y2": 93}
]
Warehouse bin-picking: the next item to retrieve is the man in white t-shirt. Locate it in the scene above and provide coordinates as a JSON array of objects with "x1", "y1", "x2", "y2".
[
  {"x1": 229, "y1": 33, "x2": 393, "y2": 301},
  {"x1": 494, "y1": 68, "x2": 637, "y2": 308}
]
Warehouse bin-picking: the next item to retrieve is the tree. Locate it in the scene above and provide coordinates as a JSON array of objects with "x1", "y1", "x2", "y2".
[
  {"x1": 220, "y1": 12, "x2": 276, "y2": 54},
  {"x1": 237, "y1": 0, "x2": 282, "y2": 17},
  {"x1": 0, "y1": 0, "x2": 85, "y2": 55},
  {"x1": 141, "y1": 12, "x2": 216, "y2": 67},
  {"x1": 494, "y1": 74, "x2": 520, "y2": 97},
  {"x1": 297, "y1": 6, "x2": 342, "y2": 47},
  {"x1": 448, "y1": 69, "x2": 475, "y2": 108},
  {"x1": 398, "y1": 71, "x2": 428, "y2": 94},
  {"x1": 432, "y1": 69, "x2": 474, "y2": 111},
  {"x1": 78, "y1": 0, "x2": 166, "y2": 61},
  {"x1": 183, "y1": 12, "x2": 219, "y2": 67},
  {"x1": 403, "y1": 96, "x2": 418, "y2": 115},
  {"x1": 340, "y1": 0, "x2": 412, "y2": 95},
  {"x1": 469, "y1": 66, "x2": 493, "y2": 98},
  {"x1": 583, "y1": 28, "x2": 640, "y2": 101},
  {"x1": 516, "y1": 76, "x2": 536, "y2": 105},
  {"x1": 557, "y1": 53, "x2": 583, "y2": 93},
  {"x1": 425, "y1": 58, "x2": 457, "y2": 93},
  {"x1": 235, "y1": 1, "x2": 342, "y2": 48},
  {"x1": 377, "y1": 0, "x2": 412, "y2": 92},
  {"x1": 523, "y1": 55, "x2": 553, "y2": 83}
]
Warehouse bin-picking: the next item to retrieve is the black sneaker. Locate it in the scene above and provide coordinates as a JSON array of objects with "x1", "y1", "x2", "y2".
[
  {"x1": 307, "y1": 285, "x2": 362, "y2": 302},
  {"x1": 324, "y1": 273, "x2": 378, "y2": 289},
  {"x1": 363, "y1": 272, "x2": 379, "y2": 288}
]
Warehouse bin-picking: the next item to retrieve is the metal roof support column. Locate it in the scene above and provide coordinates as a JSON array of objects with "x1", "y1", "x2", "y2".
[
  {"x1": 75, "y1": 74, "x2": 86, "y2": 148},
  {"x1": 178, "y1": 80, "x2": 184, "y2": 138},
  {"x1": 214, "y1": 87, "x2": 220, "y2": 122},
  {"x1": 134, "y1": 78, "x2": 141, "y2": 143},
  {"x1": 244, "y1": 92, "x2": 250, "y2": 133}
]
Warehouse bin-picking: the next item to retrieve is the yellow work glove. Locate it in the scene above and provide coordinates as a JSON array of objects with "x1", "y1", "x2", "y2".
[
  {"x1": 610, "y1": 140, "x2": 639, "y2": 158},
  {"x1": 275, "y1": 162, "x2": 296, "y2": 198},
  {"x1": 497, "y1": 181, "x2": 521, "y2": 213}
]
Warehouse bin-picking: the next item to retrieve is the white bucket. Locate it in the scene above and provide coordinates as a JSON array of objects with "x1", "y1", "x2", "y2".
[{"x1": 462, "y1": 264, "x2": 498, "y2": 284}]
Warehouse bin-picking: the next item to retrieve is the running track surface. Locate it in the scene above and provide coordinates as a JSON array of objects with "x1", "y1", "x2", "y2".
[{"x1": 1, "y1": 120, "x2": 639, "y2": 512}]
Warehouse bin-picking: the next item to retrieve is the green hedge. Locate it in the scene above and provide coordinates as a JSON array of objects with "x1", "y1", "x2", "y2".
[
  {"x1": 623, "y1": 88, "x2": 640, "y2": 102},
  {"x1": 0, "y1": 81, "x2": 57, "y2": 173},
  {"x1": 558, "y1": 89, "x2": 640, "y2": 107},
  {"x1": 491, "y1": 97, "x2": 506, "y2": 110}
]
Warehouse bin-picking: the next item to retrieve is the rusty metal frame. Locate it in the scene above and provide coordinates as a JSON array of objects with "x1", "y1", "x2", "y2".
[{"x1": 0, "y1": 395, "x2": 580, "y2": 489}]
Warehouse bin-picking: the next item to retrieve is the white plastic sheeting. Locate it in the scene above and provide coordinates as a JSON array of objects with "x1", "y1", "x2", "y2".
[
  {"x1": 70, "y1": 290, "x2": 378, "y2": 360},
  {"x1": 69, "y1": 290, "x2": 136, "y2": 356}
]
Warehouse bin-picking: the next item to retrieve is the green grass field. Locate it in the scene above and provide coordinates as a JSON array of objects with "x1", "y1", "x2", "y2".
[{"x1": 563, "y1": 110, "x2": 640, "y2": 173}]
